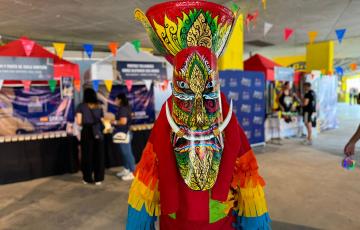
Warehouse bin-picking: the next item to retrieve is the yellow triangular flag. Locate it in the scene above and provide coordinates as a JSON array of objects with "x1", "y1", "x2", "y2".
[
  {"x1": 262, "y1": 0, "x2": 267, "y2": 10},
  {"x1": 53, "y1": 42, "x2": 66, "y2": 58},
  {"x1": 308, "y1": 31, "x2": 318, "y2": 44},
  {"x1": 104, "y1": 80, "x2": 113, "y2": 92}
]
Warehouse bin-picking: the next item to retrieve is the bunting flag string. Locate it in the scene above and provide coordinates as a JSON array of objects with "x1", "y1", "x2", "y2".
[
  {"x1": 108, "y1": 42, "x2": 118, "y2": 57},
  {"x1": 83, "y1": 44, "x2": 94, "y2": 58},
  {"x1": 48, "y1": 79, "x2": 57, "y2": 93},
  {"x1": 53, "y1": 42, "x2": 66, "y2": 59},
  {"x1": 21, "y1": 39, "x2": 35, "y2": 56},
  {"x1": 104, "y1": 80, "x2": 113, "y2": 92},
  {"x1": 22, "y1": 80, "x2": 31, "y2": 92},
  {"x1": 144, "y1": 80, "x2": 152, "y2": 91},
  {"x1": 245, "y1": 10, "x2": 259, "y2": 31},
  {"x1": 284, "y1": 28, "x2": 294, "y2": 41},
  {"x1": 264, "y1": 22, "x2": 273, "y2": 37},
  {"x1": 131, "y1": 40, "x2": 141, "y2": 53},
  {"x1": 125, "y1": 80, "x2": 133, "y2": 92},
  {"x1": 308, "y1": 31, "x2": 318, "y2": 44},
  {"x1": 262, "y1": 0, "x2": 267, "y2": 10},
  {"x1": 335, "y1": 66, "x2": 344, "y2": 77},
  {"x1": 335, "y1": 29, "x2": 346, "y2": 44},
  {"x1": 350, "y1": 63, "x2": 357, "y2": 71},
  {"x1": 74, "y1": 79, "x2": 81, "y2": 92},
  {"x1": 92, "y1": 80, "x2": 100, "y2": 92}
]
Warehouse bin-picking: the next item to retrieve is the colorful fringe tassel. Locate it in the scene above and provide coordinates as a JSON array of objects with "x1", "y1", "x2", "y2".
[
  {"x1": 127, "y1": 205, "x2": 157, "y2": 230},
  {"x1": 230, "y1": 149, "x2": 271, "y2": 229},
  {"x1": 127, "y1": 141, "x2": 160, "y2": 218},
  {"x1": 233, "y1": 212, "x2": 271, "y2": 230}
]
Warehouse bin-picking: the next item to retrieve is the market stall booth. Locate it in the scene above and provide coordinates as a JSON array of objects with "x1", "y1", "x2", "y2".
[
  {"x1": 86, "y1": 42, "x2": 172, "y2": 166},
  {"x1": 244, "y1": 54, "x2": 302, "y2": 141},
  {"x1": 0, "y1": 37, "x2": 80, "y2": 184}
]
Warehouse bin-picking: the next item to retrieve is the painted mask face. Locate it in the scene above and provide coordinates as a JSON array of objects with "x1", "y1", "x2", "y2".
[
  {"x1": 170, "y1": 47, "x2": 223, "y2": 190},
  {"x1": 135, "y1": 0, "x2": 236, "y2": 191}
]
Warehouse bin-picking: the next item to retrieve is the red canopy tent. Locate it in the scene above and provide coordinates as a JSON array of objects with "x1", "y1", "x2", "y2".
[
  {"x1": 0, "y1": 37, "x2": 80, "y2": 85},
  {"x1": 244, "y1": 54, "x2": 281, "y2": 81}
]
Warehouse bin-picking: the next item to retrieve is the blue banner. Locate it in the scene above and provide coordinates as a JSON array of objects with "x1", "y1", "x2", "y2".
[
  {"x1": 220, "y1": 71, "x2": 266, "y2": 145},
  {"x1": 0, "y1": 86, "x2": 74, "y2": 135},
  {"x1": 107, "y1": 84, "x2": 155, "y2": 124}
]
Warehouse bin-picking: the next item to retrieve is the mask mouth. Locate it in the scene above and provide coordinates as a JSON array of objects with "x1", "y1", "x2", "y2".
[
  {"x1": 165, "y1": 100, "x2": 233, "y2": 142},
  {"x1": 173, "y1": 135, "x2": 223, "y2": 153}
]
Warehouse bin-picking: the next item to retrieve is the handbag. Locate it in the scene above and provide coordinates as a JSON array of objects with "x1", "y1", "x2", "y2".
[
  {"x1": 113, "y1": 131, "x2": 130, "y2": 143},
  {"x1": 89, "y1": 106, "x2": 104, "y2": 140}
]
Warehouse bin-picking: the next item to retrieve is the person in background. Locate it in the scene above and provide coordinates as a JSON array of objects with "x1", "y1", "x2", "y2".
[
  {"x1": 76, "y1": 88, "x2": 105, "y2": 185},
  {"x1": 112, "y1": 93, "x2": 135, "y2": 181},
  {"x1": 279, "y1": 82, "x2": 294, "y2": 113},
  {"x1": 302, "y1": 82, "x2": 316, "y2": 145},
  {"x1": 344, "y1": 124, "x2": 360, "y2": 156},
  {"x1": 349, "y1": 88, "x2": 358, "y2": 105}
]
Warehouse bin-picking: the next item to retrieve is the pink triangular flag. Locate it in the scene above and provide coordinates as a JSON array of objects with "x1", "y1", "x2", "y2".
[
  {"x1": 125, "y1": 80, "x2": 133, "y2": 92},
  {"x1": 0, "y1": 80, "x2": 3, "y2": 90},
  {"x1": 284, "y1": 28, "x2": 294, "y2": 41},
  {"x1": 22, "y1": 80, "x2": 31, "y2": 92},
  {"x1": 21, "y1": 39, "x2": 35, "y2": 56}
]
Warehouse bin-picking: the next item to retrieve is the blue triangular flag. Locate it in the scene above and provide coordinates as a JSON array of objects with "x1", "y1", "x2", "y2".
[
  {"x1": 83, "y1": 43, "x2": 94, "y2": 58},
  {"x1": 92, "y1": 80, "x2": 100, "y2": 92},
  {"x1": 335, "y1": 29, "x2": 346, "y2": 44},
  {"x1": 335, "y1": 66, "x2": 344, "y2": 77}
]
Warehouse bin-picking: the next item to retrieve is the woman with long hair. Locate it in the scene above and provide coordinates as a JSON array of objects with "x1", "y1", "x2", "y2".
[
  {"x1": 112, "y1": 93, "x2": 135, "y2": 181},
  {"x1": 76, "y1": 88, "x2": 105, "y2": 185}
]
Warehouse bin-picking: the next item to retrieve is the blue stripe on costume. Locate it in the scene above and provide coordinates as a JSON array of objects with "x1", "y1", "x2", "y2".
[
  {"x1": 233, "y1": 212, "x2": 271, "y2": 230},
  {"x1": 126, "y1": 205, "x2": 157, "y2": 230}
]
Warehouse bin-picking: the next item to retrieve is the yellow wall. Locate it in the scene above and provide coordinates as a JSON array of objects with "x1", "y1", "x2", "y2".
[
  {"x1": 306, "y1": 41, "x2": 334, "y2": 73},
  {"x1": 218, "y1": 14, "x2": 243, "y2": 70},
  {"x1": 273, "y1": 55, "x2": 306, "y2": 71}
]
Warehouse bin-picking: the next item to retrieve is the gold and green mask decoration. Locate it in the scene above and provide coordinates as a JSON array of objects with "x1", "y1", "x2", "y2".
[{"x1": 135, "y1": 1, "x2": 237, "y2": 191}]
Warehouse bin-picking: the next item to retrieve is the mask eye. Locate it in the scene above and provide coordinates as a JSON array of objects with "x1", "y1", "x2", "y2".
[
  {"x1": 206, "y1": 81, "x2": 215, "y2": 89},
  {"x1": 177, "y1": 81, "x2": 189, "y2": 89}
]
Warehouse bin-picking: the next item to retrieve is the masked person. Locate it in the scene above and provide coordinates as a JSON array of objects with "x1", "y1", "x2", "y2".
[{"x1": 126, "y1": 1, "x2": 271, "y2": 229}]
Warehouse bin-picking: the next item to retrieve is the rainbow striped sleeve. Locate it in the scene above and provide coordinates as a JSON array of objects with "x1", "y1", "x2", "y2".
[
  {"x1": 231, "y1": 150, "x2": 271, "y2": 230},
  {"x1": 126, "y1": 142, "x2": 160, "y2": 230}
]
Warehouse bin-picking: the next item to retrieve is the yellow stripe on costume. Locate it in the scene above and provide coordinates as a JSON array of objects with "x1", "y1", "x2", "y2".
[
  {"x1": 128, "y1": 175, "x2": 161, "y2": 216},
  {"x1": 236, "y1": 181, "x2": 268, "y2": 218}
]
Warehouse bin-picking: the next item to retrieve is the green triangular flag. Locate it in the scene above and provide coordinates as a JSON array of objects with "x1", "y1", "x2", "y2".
[
  {"x1": 132, "y1": 39, "x2": 141, "y2": 53},
  {"x1": 49, "y1": 79, "x2": 57, "y2": 93}
]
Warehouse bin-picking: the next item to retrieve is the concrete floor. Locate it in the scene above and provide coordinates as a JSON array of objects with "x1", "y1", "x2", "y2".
[{"x1": 0, "y1": 104, "x2": 359, "y2": 230}]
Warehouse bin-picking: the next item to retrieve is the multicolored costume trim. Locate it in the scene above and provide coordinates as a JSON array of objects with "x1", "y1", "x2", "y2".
[
  {"x1": 230, "y1": 150, "x2": 271, "y2": 229},
  {"x1": 127, "y1": 143, "x2": 160, "y2": 229}
]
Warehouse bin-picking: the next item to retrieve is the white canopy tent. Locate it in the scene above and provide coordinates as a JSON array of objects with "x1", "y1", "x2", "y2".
[
  {"x1": 89, "y1": 42, "x2": 172, "y2": 113},
  {"x1": 90, "y1": 42, "x2": 172, "y2": 81}
]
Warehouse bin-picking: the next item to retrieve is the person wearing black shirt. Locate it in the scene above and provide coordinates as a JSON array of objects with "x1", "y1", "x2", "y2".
[
  {"x1": 76, "y1": 88, "x2": 105, "y2": 185},
  {"x1": 111, "y1": 93, "x2": 135, "y2": 181},
  {"x1": 302, "y1": 82, "x2": 316, "y2": 145}
]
